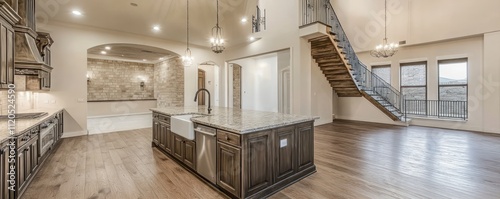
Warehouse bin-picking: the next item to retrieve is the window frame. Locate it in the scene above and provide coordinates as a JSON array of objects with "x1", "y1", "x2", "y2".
[
  {"x1": 371, "y1": 64, "x2": 391, "y2": 84},
  {"x1": 400, "y1": 61, "x2": 428, "y2": 101},
  {"x1": 437, "y1": 58, "x2": 468, "y2": 102}
]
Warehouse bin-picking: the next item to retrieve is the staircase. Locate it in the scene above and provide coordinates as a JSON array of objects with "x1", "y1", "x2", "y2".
[{"x1": 303, "y1": 0, "x2": 404, "y2": 121}]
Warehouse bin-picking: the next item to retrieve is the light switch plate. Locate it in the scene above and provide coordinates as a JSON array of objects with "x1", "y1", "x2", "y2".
[{"x1": 280, "y1": 139, "x2": 288, "y2": 148}]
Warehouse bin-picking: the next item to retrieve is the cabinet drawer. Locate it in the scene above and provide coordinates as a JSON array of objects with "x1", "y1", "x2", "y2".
[
  {"x1": 153, "y1": 113, "x2": 159, "y2": 120},
  {"x1": 217, "y1": 130, "x2": 240, "y2": 147},
  {"x1": 17, "y1": 127, "x2": 39, "y2": 148},
  {"x1": 158, "y1": 114, "x2": 170, "y2": 124}
]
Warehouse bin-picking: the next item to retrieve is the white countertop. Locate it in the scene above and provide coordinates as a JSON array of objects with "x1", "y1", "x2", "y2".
[
  {"x1": 151, "y1": 106, "x2": 319, "y2": 134},
  {"x1": 0, "y1": 107, "x2": 64, "y2": 142}
]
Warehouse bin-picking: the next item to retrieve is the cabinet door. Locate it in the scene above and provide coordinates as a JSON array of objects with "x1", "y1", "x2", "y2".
[
  {"x1": 29, "y1": 139, "x2": 39, "y2": 174},
  {"x1": 16, "y1": 148, "x2": 26, "y2": 189},
  {"x1": 217, "y1": 142, "x2": 241, "y2": 198},
  {"x1": 152, "y1": 121, "x2": 160, "y2": 145},
  {"x1": 164, "y1": 126, "x2": 172, "y2": 154},
  {"x1": 297, "y1": 123, "x2": 314, "y2": 170},
  {"x1": 172, "y1": 135, "x2": 184, "y2": 160},
  {"x1": 6, "y1": 27, "x2": 14, "y2": 86},
  {"x1": 0, "y1": 24, "x2": 7, "y2": 86},
  {"x1": 274, "y1": 126, "x2": 296, "y2": 182},
  {"x1": 159, "y1": 123, "x2": 166, "y2": 149},
  {"x1": 183, "y1": 140, "x2": 196, "y2": 170},
  {"x1": 242, "y1": 130, "x2": 273, "y2": 196}
]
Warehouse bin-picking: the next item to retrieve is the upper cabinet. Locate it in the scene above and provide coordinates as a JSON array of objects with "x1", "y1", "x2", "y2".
[
  {"x1": 0, "y1": 1, "x2": 20, "y2": 89},
  {"x1": 0, "y1": 0, "x2": 55, "y2": 91}
]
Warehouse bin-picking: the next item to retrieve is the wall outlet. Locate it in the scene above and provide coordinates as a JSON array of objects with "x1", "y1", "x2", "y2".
[{"x1": 280, "y1": 139, "x2": 288, "y2": 148}]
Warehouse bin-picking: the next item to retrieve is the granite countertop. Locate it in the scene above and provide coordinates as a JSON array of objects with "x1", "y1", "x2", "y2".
[
  {"x1": 150, "y1": 107, "x2": 319, "y2": 134},
  {"x1": 0, "y1": 107, "x2": 64, "y2": 143}
]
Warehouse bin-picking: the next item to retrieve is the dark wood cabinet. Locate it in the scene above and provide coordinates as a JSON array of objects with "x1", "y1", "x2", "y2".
[
  {"x1": 0, "y1": 17, "x2": 15, "y2": 89},
  {"x1": 274, "y1": 126, "x2": 296, "y2": 182},
  {"x1": 297, "y1": 123, "x2": 314, "y2": 171},
  {"x1": 242, "y1": 130, "x2": 273, "y2": 197},
  {"x1": 183, "y1": 140, "x2": 196, "y2": 169},
  {"x1": 217, "y1": 142, "x2": 241, "y2": 198},
  {"x1": 173, "y1": 135, "x2": 184, "y2": 160},
  {"x1": 17, "y1": 134, "x2": 39, "y2": 193},
  {"x1": 152, "y1": 121, "x2": 160, "y2": 145},
  {"x1": 1, "y1": 144, "x2": 14, "y2": 199}
]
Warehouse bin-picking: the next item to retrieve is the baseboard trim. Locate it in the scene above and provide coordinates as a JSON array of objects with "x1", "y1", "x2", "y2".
[{"x1": 62, "y1": 130, "x2": 87, "y2": 138}]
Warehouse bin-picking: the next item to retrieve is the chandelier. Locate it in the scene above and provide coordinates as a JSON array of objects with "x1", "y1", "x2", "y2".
[
  {"x1": 370, "y1": 0, "x2": 398, "y2": 58},
  {"x1": 210, "y1": 0, "x2": 225, "y2": 53},
  {"x1": 182, "y1": 0, "x2": 194, "y2": 66}
]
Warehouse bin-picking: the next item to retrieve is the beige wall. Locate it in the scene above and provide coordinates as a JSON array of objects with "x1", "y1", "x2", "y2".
[
  {"x1": 332, "y1": 0, "x2": 500, "y2": 51},
  {"x1": 337, "y1": 35, "x2": 500, "y2": 133},
  {"x1": 87, "y1": 58, "x2": 154, "y2": 101},
  {"x1": 37, "y1": 22, "x2": 223, "y2": 136}
]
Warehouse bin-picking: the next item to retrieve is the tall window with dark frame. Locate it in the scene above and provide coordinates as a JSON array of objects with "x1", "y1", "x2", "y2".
[
  {"x1": 438, "y1": 58, "x2": 468, "y2": 118},
  {"x1": 401, "y1": 62, "x2": 427, "y2": 114},
  {"x1": 372, "y1": 65, "x2": 391, "y2": 83}
]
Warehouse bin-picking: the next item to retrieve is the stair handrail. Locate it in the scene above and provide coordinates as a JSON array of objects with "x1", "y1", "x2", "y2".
[{"x1": 301, "y1": 0, "x2": 403, "y2": 112}]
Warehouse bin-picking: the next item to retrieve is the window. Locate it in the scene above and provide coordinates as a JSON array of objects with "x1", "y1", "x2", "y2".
[
  {"x1": 438, "y1": 58, "x2": 468, "y2": 118},
  {"x1": 372, "y1": 65, "x2": 391, "y2": 83},
  {"x1": 400, "y1": 62, "x2": 427, "y2": 100},
  {"x1": 439, "y1": 59, "x2": 468, "y2": 101}
]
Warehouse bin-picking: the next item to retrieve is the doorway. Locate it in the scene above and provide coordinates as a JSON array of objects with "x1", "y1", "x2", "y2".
[{"x1": 198, "y1": 69, "x2": 206, "y2": 105}]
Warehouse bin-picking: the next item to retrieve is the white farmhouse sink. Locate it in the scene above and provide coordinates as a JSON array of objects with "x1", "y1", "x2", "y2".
[{"x1": 171, "y1": 114, "x2": 199, "y2": 140}]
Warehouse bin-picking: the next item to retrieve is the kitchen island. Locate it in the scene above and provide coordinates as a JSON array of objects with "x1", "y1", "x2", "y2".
[{"x1": 151, "y1": 107, "x2": 318, "y2": 199}]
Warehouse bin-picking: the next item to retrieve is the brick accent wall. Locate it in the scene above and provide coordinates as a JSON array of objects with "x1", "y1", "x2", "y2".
[
  {"x1": 233, "y1": 64, "x2": 242, "y2": 108},
  {"x1": 154, "y1": 57, "x2": 184, "y2": 107},
  {"x1": 87, "y1": 58, "x2": 154, "y2": 101}
]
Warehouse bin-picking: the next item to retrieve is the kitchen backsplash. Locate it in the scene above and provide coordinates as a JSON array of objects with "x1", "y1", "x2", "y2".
[
  {"x1": 0, "y1": 91, "x2": 36, "y2": 115},
  {"x1": 87, "y1": 58, "x2": 154, "y2": 101},
  {"x1": 154, "y1": 57, "x2": 184, "y2": 107}
]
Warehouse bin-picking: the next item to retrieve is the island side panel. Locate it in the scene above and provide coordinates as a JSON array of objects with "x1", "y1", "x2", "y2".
[{"x1": 241, "y1": 130, "x2": 274, "y2": 197}]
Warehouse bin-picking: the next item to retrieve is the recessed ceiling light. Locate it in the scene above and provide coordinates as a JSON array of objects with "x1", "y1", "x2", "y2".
[
  {"x1": 100, "y1": 51, "x2": 107, "y2": 55},
  {"x1": 241, "y1": 17, "x2": 247, "y2": 23},
  {"x1": 159, "y1": 57, "x2": 165, "y2": 61},
  {"x1": 249, "y1": 37, "x2": 255, "y2": 41},
  {"x1": 130, "y1": 3, "x2": 138, "y2": 7},
  {"x1": 72, "y1": 10, "x2": 83, "y2": 16},
  {"x1": 153, "y1": 25, "x2": 160, "y2": 31},
  {"x1": 143, "y1": 59, "x2": 147, "y2": 61},
  {"x1": 104, "y1": 46, "x2": 111, "y2": 50}
]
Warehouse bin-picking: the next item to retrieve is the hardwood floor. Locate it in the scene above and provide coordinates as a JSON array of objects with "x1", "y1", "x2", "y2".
[{"x1": 23, "y1": 120, "x2": 500, "y2": 199}]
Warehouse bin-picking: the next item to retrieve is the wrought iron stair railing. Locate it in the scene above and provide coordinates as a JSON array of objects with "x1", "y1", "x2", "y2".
[{"x1": 301, "y1": 0, "x2": 404, "y2": 117}]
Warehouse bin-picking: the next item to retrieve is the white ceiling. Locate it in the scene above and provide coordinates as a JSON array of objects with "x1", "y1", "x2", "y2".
[{"x1": 37, "y1": 0, "x2": 258, "y2": 48}]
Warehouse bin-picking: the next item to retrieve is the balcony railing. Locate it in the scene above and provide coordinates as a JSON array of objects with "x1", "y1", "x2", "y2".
[{"x1": 403, "y1": 100, "x2": 468, "y2": 120}]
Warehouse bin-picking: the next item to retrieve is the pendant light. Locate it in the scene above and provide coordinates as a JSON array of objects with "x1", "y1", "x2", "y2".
[
  {"x1": 182, "y1": 0, "x2": 194, "y2": 66},
  {"x1": 370, "y1": 0, "x2": 399, "y2": 58},
  {"x1": 210, "y1": 0, "x2": 225, "y2": 53}
]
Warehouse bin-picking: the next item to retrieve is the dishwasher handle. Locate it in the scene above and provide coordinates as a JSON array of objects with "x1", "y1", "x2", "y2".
[{"x1": 195, "y1": 128, "x2": 216, "y2": 137}]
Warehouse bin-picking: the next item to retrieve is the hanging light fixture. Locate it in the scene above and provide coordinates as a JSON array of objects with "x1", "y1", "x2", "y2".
[
  {"x1": 210, "y1": 0, "x2": 225, "y2": 53},
  {"x1": 370, "y1": 0, "x2": 399, "y2": 58},
  {"x1": 182, "y1": 0, "x2": 194, "y2": 66}
]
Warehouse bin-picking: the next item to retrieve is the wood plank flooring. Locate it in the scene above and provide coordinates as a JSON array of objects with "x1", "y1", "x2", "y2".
[{"x1": 23, "y1": 120, "x2": 500, "y2": 199}]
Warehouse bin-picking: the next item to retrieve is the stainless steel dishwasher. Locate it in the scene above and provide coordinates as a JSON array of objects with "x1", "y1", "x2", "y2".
[{"x1": 195, "y1": 124, "x2": 217, "y2": 184}]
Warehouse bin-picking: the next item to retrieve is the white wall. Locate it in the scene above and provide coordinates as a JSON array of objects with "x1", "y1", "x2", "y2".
[
  {"x1": 233, "y1": 54, "x2": 279, "y2": 112},
  {"x1": 225, "y1": 0, "x2": 332, "y2": 125},
  {"x1": 38, "y1": 22, "x2": 223, "y2": 136}
]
